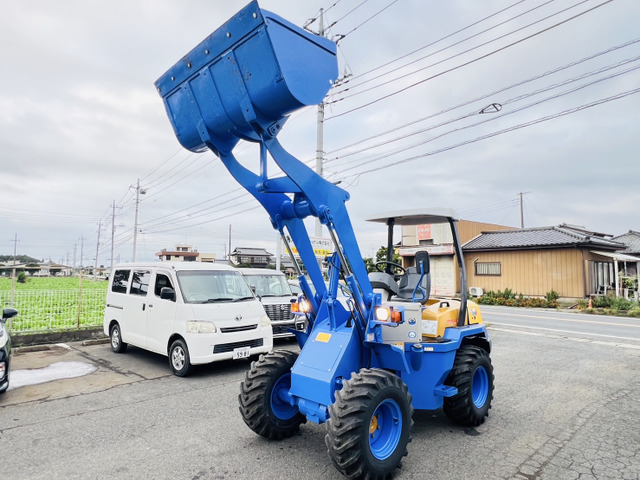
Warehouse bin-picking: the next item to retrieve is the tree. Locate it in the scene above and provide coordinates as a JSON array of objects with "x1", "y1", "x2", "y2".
[{"x1": 363, "y1": 246, "x2": 401, "y2": 273}]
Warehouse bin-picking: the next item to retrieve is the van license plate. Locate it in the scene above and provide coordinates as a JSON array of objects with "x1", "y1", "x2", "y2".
[{"x1": 233, "y1": 346, "x2": 251, "y2": 359}]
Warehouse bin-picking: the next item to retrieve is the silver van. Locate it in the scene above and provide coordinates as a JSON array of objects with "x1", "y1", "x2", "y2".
[
  {"x1": 104, "y1": 262, "x2": 272, "y2": 376},
  {"x1": 239, "y1": 268, "x2": 305, "y2": 338}
]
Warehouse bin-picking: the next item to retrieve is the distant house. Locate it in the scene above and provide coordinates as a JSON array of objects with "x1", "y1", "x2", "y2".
[
  {"x1": 462, "y1": 224, "x2": 634, "y2": 299},
  {"x1": 155, "y1": 245, "x2": 216, "y2": 263},
  {"x1": 612, "y1": 230, "x2": 640, "y2": 275},
  {"x1": 231, "y1": 247, "x2": 273, "y2": 268}
]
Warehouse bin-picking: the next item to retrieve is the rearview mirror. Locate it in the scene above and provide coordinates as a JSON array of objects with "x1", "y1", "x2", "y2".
[
  {"x1": 160, "y1": 287, "x2": 176, "y2": 301},
  {"x1": 415, "y1": 251, "x2": 430, "y2": 275},
  {"x1": 2, "y1": 308, "x2": 18, "y2": 322}
]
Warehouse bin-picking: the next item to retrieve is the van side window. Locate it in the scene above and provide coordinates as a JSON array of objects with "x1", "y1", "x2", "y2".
[
  {"x1": 130, "y1": 270, "x2": 151, "y2": 296},
  {"x1": 111, "y1": 269, "x2": 130, "y2": 293},
  {"x1": 154, "y1": 274, "x2": 174, "y2": 297}
]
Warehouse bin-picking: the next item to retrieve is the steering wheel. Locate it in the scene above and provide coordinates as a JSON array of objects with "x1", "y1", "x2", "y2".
[{"x1": 374, "y1": 261, "x2": 406, "y2": 277}]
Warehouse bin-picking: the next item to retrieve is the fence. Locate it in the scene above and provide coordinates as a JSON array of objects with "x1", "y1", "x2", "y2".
[{"x1": 0, "y1": 289, "x2": 107, "y2": 333}]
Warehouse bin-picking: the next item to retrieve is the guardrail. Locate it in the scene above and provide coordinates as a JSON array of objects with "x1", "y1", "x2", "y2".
[{"x1": 0, "y1": 289, "x2": 106, "y2": 333}]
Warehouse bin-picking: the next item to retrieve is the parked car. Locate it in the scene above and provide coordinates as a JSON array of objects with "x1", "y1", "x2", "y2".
[
  {"x1": 288, "y1": 280, "x2": 302, "y2": 295},
  {"x1": 0, "y1": 308, "x2": 17, "y2": 394},
  {"x1": 240, "y1": 268, "x2": 306, "y2": 338},
  {"x1": 103, "y1": 262, "x2": 273, "y2": 376}
]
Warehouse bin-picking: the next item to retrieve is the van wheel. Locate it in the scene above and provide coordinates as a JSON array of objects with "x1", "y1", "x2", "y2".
[
  {"x1": 110, "y1": 323, "x2": 127, "y2": 353},
  {"x1": 169, "y1": 339, "x2": 192, "y2": 377}
]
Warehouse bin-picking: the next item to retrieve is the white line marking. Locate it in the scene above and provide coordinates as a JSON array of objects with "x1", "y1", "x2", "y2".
[
  {"x1": 485, "y1": 310, "x2": 640, "y2": 328},
  {"x1": 489, "y1": 326, "x2": 640, "y2": 350},
  {"x1": 488, "y1": 321, "x2": 638, "y2": 341}
]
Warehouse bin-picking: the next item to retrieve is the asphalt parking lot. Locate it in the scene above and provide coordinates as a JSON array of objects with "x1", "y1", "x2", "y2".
[{"x1": 1, "y1": 323, "x2": 639, "y2": 480}]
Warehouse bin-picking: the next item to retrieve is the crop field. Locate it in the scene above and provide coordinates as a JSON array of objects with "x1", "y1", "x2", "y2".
[
  {"x1": 0, "y1": 276, "x2": 108, "y2": 291},
  {"x1": 0, "y1": 277, "x2": 108, "y2": 333}
]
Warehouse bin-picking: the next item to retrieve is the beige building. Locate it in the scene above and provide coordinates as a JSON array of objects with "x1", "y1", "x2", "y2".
[
  {"x1": 155, "y1": 245, "x2": 216, "y2": 263},
  {"x1": 462, "y1": 225, "x2": 635, "y2": 299},
  {"x1": 400, "y1": 220, "x2": 511, "y2": 296}
]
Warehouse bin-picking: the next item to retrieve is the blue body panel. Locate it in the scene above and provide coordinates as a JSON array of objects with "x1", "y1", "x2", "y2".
[{"x1": 370, "y1": 324, "x2": 488, "y2": 410}]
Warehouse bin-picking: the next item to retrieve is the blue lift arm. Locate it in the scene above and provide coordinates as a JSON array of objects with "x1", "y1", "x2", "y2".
[{"x1": 155, "y1": 1, "x2": 378, "y2": 420}]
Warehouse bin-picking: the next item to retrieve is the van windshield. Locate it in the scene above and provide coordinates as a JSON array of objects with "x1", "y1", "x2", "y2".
[
  {"x1": 243, "y1": 273, "x2": 293, "y2": 297},
  {"x1": 176, "y1": 271, "x2": 255, "y2": 304}
]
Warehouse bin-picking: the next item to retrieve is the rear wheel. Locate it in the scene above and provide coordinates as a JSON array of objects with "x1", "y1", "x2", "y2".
[
  {"x1": 239, "y1": 350, "x2": 306, "y2": 440},
  {"x1": 169, "y1": 339, "x2": 192, "y2": 377},
  {"x1": 443, "y1": 345, "x2": 494, "y2": 426},
  {"x1": 109, "y1": 323, "x2": 127, "y2": 353},
  {"x1": 326, "y1": 369, "x2": 413, "y2": 480}
]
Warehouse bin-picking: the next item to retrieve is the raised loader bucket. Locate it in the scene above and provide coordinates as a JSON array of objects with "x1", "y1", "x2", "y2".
[{"x1": 155, "y1": 0, "x2": 338, "y2": 155}]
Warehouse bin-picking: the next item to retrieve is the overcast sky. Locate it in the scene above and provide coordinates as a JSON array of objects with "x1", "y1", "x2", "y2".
[{"x1": 1, "y1": 0, "x2": 639, "y2": 266}]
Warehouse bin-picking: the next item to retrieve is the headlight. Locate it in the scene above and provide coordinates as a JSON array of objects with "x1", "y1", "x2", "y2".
[
  {"x1": 374, "y1": 306, "x2": 390, "y2": 321},
  {"x1": 260, "y1": 315, "x2": 271, "y2": 327},
  {"x1": 186, "y1": 321, "x2": 216, "y2": 334},
  {"x1": 291, "y1": 298, "x2": 311, "y2": 314},
  {"x1": 374, "y1": 306, "x2": 402, "y2": 323}
]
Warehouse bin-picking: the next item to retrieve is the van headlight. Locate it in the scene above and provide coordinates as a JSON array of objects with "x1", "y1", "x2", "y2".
[
  {"x1": 186, "y1": 321, "x2": 216, "y2": 334},
  {"x1": 260, "y1": 315, "x2": 271, "y2": 327}
]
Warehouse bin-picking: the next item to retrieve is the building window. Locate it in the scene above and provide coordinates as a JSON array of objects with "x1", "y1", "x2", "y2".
[{"x1": 475, "y1": 262, "x2": 501, "y2": 276}]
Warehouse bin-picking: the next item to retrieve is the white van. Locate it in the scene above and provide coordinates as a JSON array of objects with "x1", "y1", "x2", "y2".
[
  {"x1": 104, "y1": 262, "x2": 273, "y2": 376},
  {"x1": 239, "y1": 268, "x2": 305, "y2": 338}
]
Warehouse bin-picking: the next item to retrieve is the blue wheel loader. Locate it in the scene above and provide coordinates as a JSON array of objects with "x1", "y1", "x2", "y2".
[{"x1": 155, "y1": 3, "x2": 493, "y2": 478}]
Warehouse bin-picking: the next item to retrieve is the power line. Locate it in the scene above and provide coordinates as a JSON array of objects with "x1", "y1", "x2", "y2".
[
  {"x1": 325, "y1": 51, "x2": 640, "y2": 168},
  {"x1": 334, "y1": 0, "x2": 400, "y2": 42},
  {"x1": 335, "y1": 85, "x2": 640, "y2": 182},
  {"x1": 327, "y1": 0, "x2": 614, "y2": 119},
  {"x1": 331, "y1": 0, "x2": 541, "y2": 96}
]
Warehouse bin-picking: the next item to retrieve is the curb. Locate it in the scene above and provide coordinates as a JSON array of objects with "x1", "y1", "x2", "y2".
[{"x1": 11, "y1": 326, "x2": 106, "y2": 348}]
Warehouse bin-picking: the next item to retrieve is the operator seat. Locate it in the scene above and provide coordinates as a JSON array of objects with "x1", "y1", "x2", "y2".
[
  {"x1": 368, "y1": 272, "x2": 399, "y2": 302},
  {"x1": 396, "y1": 267, "x2": 430, "y2": 301},
  {"x1": 395, "y1": 251, "x2": 430, "y2": 304}
]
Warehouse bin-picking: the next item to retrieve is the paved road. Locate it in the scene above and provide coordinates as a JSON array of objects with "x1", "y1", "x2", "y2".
[
  {"x1": 482, "y1": 305, "x2": 640, "y2": 347},
  {"x1": 1, "y1": 311, "x2": 639, "y2": 480}
]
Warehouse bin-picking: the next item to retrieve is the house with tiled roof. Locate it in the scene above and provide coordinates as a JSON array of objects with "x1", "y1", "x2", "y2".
[
  {"x1": 231, "y1": 247, "x2": 273, "y2": 268},
  {"x1": 611, "y1": 230, "x2": 640, "y2": 287},
  {"x1": 462, "y1": 224, "x2": 637, "y2": 300}
]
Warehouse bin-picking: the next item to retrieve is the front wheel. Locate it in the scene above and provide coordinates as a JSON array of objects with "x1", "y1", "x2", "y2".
[
  {"x1": 109, "y1": 323, "x2": 127, "y2": 353},
  {"x1": 443, "y1": 345, "x2": 494, "y2": 427},
  {"x1": 238, "y1": 350, "x2": 306, "y2": 440},
  {"x1": 325, "y1": 369, "x2": 413, "y2": 480},
  {"x1": 169, "y1": 339, "x2": 192, "y2": 377}
]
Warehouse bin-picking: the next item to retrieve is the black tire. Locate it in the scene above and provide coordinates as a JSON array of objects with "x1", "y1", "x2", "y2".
[
  {"x1": 169, "y1": 339, "x2": 192, "y2": 377},
  {"x1": 443, "y1": 345, "x2": 494, "y2": 427},
  {"x1": 109, "y1": 323, "x2": 127, "y2": 353},
  {"x1": 325, "y1": 369, "x2": 413, "y2": 480},
  {"x1": 238, "y1": 350, "x2": 306, "y2": 440}
]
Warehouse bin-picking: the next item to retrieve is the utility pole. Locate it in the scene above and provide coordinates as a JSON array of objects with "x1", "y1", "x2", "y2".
[
  {"x1": 94, "y1": 222, "x2": 102, "y2": 279},
  {"x1": 79, "y1": 236, "x2": 84, "y2": 270},
  {"x1": 314, "y1": 9, "x2": 325, "y2": 239},
  {"x1": 10, "y1": 233, "x2": 18, "y2": 307},
  {"x1": 132, "y1": 178, "x2": 146, "y2": 262},
  {"x1": 111, "y1": 201, "x2": 116, "y2": 270},
  {"x1": 228, "y1": 224, "x2": 232, "y2": 263},
  {"x1": 518, "y1": 192, "x2": 530, "y2": 228}
]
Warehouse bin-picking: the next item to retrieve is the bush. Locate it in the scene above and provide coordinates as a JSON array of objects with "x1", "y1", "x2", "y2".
[
  {"x1": 17, "y1": 272, "x2": 27, "y2": 283},
  {"x1": 545, "y1": 290, "x2": 559, "y2": 303}
]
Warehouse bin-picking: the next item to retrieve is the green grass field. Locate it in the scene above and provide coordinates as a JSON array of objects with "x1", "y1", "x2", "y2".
[
  {"x1": 0, "y1": 276, "x2": 108, "y2": 291},
  {"x1": 0, "y1": 276, "x2": 108, "y2": 332}
]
